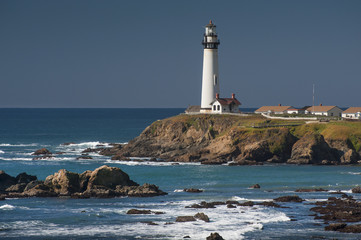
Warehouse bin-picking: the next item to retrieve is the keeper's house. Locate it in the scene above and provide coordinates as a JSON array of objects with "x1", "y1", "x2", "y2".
[
  {"x1": 254, "y1": 105, "x2": 293, "y2": 115},
  {"x1": 342, "y1": 107, "x2": 361, "y2": 119},
  {"x1": 305, "y1": 105, "x2": 343, "y2": 117},
  {"x1": 211, "y1": 93, "x2": 241, "y2": 114}
]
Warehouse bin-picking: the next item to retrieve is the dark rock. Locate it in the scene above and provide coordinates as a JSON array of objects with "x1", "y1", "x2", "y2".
[
  {"x1": 257, "y1": 201, "x2": 282, "y2": 208},
  {"x1": 325, "y1": 223, "x2": 347, "y2": 231},
  {"x1": 194, "y1": 212, "x2": 210, "y2": 222},
  {"x1": 250, "y1": 184, "x2": 260, "y2": 189},
  {"x1": 61, "y1": 142, "x2": 75, "y2": 145},
  {"x1": 82, "y1": 148, "x2": 101, "y2": 153},
  {"x1": 295, "y1": 188, "x2": 328, "y2": 192},
  {"x1": 238, "y1": 201, "x2": 254, "y2": 207},
  {"x1": 0, "y1": 170, "x2": 16, "y2": 192},
  {"x1": 183, "y1": 236, "x2": 191, "y2": 239},
  {"x1": 119, "y1": 183, "x2": 167, "y2": 197},
  {"x1": 176, "y1": 216, "x2": 196, "y2": 222},
  {"x1": 226, "y1": 200, "x2": 239, "y2": 205},
  {"x1": 127, "y1": 209, "x2": 152, "y2": 214},
  {"x1": 273, "y1": 195, "x2": 303, "y2": 202},
  {"x1": 6, "y1": 183, "x2": 27, "y2": 192},
  {"x1": 227, "y1": 204, "x2": 236, "y2": 208},
  {"x1": 206, "y1": 232, "x2": 224, "y2": 240},
  {"x1": 341, "y1": 224, "x2": 361, "y2": 233},
  {"x1": 76, "y1": 156, "x2": 93, "y2": 160},
  {"x1": 32, "y1": 148, "x2": 52, "y2": 155},
  {"x1": 184, "y1": 188, "x2": 203, "y2": 193},
  {"x1": 15, "y1": 172, "x2": 37, "y2": 184},
  {"x1": 141, "y1": 221, "x2": 158, "y2": 226},
  {"x1": 352, "y1": 186, "x2": 361, "y2": 193}
]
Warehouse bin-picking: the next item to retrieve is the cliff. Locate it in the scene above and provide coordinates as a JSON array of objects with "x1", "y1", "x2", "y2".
[{"x1": 105, "y1": 114, "x2": 361, "y2": 165}]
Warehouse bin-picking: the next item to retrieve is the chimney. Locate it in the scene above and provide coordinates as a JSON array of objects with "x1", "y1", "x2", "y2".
[
  {"x1": 231, "y1": 93, "x2": 235, "y2": 99},
  {"x1": 278, "y1": 104, "x2": 281, "y2": 106},
  {"x1": 319, "y1": 103, "x2": 322, "y2": 106},
  {"x1": 216, "y1": 93, "x2": 219, "y2": 99}
]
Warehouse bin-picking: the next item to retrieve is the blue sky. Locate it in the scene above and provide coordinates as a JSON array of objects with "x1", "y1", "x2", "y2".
[{"x1": 0, "y1": 0, "x2": 360, "y2": 108}]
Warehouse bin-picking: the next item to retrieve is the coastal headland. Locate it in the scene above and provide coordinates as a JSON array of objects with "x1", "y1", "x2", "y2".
[{"x1": 102, "y1": 114, "x2": 361, "y2": 165}]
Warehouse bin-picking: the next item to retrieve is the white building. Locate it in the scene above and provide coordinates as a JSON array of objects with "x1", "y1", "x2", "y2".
[
  {"x1": 200, "y1": 20, "x2": 220, "y2": 113},
  {"x1": 255, "y1": 105, "x2": 293, "y2": 115},
  {"x1": 305, "y1": 105, "x2": 343, "y2": 117},
  {"x1": 342, "y1": 107, "x2": 361, "y2": 119},
  {"x1": 211, "y1": 93, "x2": 241, "y2": 114}
]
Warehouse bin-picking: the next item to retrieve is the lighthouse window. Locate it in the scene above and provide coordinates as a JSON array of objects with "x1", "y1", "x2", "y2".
[{"x1": 214, "y1": 75, "x2": 217, "y2": 85}]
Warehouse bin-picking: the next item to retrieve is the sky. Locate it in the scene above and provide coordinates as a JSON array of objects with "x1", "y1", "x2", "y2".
[{"x1": 0, "y1": 0, "x2": 360, "y2": 108}]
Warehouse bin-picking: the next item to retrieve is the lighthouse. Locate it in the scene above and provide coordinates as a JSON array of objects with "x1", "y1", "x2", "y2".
[{"x1": 200, "y1": 20, "x2": 220, "y2": 112}]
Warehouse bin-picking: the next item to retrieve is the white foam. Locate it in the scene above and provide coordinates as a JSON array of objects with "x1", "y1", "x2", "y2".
[
  {"x1": 0, "y1": 204, "x2": 15, "y2": 210},
  {"x1": 108, "y1": 159, "x2": 201, "y2": 166},
  {"x1": 345, "y1": 172, "x2": 361, "y2": 175},
  {"x1": 174, "y1": 189, "x2": 184, "y2": 192},
  {"x1": 231, "y1": 196, "x2": 248, "y2": 201},
  {"x1": 0, "y1": 199, "x2": 290, "y2": 239},
  {"x1": 0, "y1": 150, "x2": 4, "y2": 154},
  {"x1": 0, "y1": 157, "x2": 33, "y2": 161},
  {"x1": 0, "y1": 143, "x2": 38, "y2": 147}
]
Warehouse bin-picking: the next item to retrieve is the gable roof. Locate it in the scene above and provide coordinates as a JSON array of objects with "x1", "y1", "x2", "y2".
[
  {"x1": 211, "y1": 98, "x2": 241, "y2": 106},
  {"x1": 255, "y1": 106, "x2": 293, "y2": 113},
  {"x1": 343, "y1": 107, "x2": 361, "y2": 114},
  {"x1": 305, "y1": 106, "x2": 341, "y2": 112}
]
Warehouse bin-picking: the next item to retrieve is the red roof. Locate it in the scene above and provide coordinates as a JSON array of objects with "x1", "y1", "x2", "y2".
[{"x1": 213, "y1": 98, "x2": 241, "y2": 106}]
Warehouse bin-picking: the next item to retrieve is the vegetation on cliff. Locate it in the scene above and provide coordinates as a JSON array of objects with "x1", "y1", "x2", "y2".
[{"x1": 107, "y1": 114, "x2": 361, "y2": 165}]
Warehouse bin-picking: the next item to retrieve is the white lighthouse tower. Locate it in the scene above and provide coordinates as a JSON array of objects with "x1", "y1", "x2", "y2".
[{"x1": 200, "y1": 20, "x2": 220, "y2": 113}]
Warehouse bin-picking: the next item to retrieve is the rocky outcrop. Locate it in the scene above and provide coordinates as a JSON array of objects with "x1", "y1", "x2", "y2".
[
  {"x1": 310, "y1": 195, "x2": 361, "y2": 233},
  {"x1": 0, "y1": 166, "x2": 166, "y2": 198},
  {"x1": 273, "y1": 195, "x2": 304, "y2": 202},
  {"x1": 98, "y1": 114, "x2": 361, "y2": 165},
  {"x1": 287, "y1": 133, "x2": 339, "y2": 165},
  {"x1": 206, "y1": 233, "x2": 224, "y2": 240},
  {"x1": 33, "y1": 148, "x2": 52, "y2": 155}
]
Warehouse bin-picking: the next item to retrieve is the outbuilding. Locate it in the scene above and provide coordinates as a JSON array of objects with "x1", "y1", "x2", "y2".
[
  {"x1": 305, "y1": 105, "x2": 342, "y2": 117},
  {"x1": 342, "y1": 107, "x2": 361, "y2": 119},
  {"x1": 254, "y1": 104, "x2": 293, "y2": 115},
  {"x1": 211, "y1": 93, "x2": 241, "y2": 114}
]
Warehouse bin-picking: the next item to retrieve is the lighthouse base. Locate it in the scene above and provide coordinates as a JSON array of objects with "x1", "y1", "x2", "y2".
[{"x1": 200, "y1": 108, "x2": 212, "y2": 113}]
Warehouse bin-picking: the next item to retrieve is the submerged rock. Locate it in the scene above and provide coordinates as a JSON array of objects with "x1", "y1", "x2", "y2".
[
  {"x1": 184, "y1": 188, "x2": 203, "y2": 193},
  {"x1": 250, "y1": 184, "x2": 260, "y2": 189},
  {"x1": 194, "y1": 212, "x2": 210, "y2": 222}
]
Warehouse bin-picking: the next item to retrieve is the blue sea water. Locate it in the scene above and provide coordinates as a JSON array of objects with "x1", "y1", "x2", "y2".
[{"x1": 1, "y1": 108, "x2": 361, "y2": 239}]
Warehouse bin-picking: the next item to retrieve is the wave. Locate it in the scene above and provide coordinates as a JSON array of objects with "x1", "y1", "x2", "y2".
[
  {"x1": 0, "y1": 150, "x2": 4, "y2": 154},
  {"x1": 0, "y1": 204, "x2": 15, "y2": 210},
  {"x1": 0, "y1": 143, "x2": 38, "y2": 147},
  {"x1": 107, "y1": 159, "x2": 201, "y2": 166}
]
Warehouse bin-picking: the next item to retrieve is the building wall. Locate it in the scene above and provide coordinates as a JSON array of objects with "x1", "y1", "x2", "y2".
[
  {"x1": 342, "y1": 113, "x2": 361, "y2": 119},
  {"x1": 201, "y1": 49, "x2": 219, "y2": 109}
]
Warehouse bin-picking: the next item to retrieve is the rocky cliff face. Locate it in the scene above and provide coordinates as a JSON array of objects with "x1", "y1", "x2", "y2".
[{"x1": 106, "y1": 115, "x2": 361, "y2": 165}]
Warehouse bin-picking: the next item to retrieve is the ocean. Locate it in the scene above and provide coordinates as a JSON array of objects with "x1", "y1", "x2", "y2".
[{"x1": 1, "y1": 108, "x2": 360, "y2": 239}]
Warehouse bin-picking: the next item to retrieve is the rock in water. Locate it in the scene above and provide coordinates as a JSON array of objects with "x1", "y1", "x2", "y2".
[
  {"x1": 1, "y1": 165, "x2": 167, "y2": 199},
  {"x1": 194, "y1": 212, "x2": 210, "y2": 222},
  {"x1": 184, "y1": 188, "x2": 203, "y2": 193},
  {"x1": 175, "y1": 216, "x2": 196, "y2": 222},
  {"x1": 352, "y1": 186, "x2": 361, "y2": 193},
  {"x1": 206, "y1": 232, "x2": 224, "y2": 240},
  {"x1": 32, "y1": 148, "x2": 52, "y2": 155},
  {"x1": 250, "y1": 184, "x2": 260, "y2": 189},
  {"x1": 273, "y1": 195, "x2": 303, "y2": 202}
]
